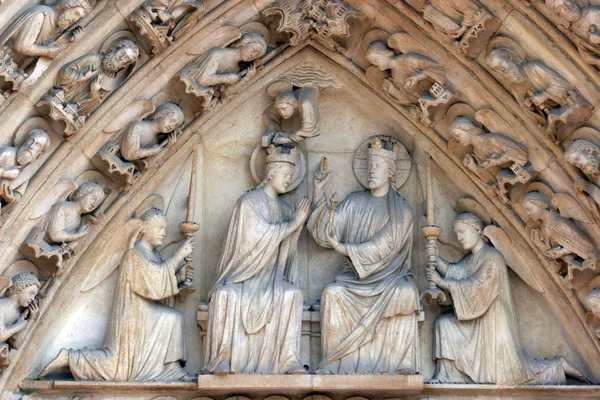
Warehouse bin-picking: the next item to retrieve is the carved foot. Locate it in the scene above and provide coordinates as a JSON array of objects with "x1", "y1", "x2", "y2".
[
  {"x1": 39, "y1": 348, "x2": 69, "y2": 378},
  {"x1": 181, "y1": 373, "x2": 197, "y2": 382},
  {"x1": 560, "y1": 356, "x2": 590, "y2": 383},
  {"x1": 427, "y1": 378, "x2": 442, "y2": 384}
]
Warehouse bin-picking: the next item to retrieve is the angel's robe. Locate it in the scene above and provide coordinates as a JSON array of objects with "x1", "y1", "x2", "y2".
[
  {"x1": 67, "y1": 245, "x2": 188, "y2": 381},
  {"x1": 389, "y1": 54, "x2": 446, "y2": 105},
  {"x1": 56, "y1": 53, "x2": 105, "y2": 116},
  {"x1": 433, "y1": 243, "x2": 567, "y2": 385},
  {"x1": 178, "y1": 47, "x2": 240, "y2": 94},
  {"x1": 0, "y1": 146, "x2": 27, "y2": 210},
  {"x1": 307, "y1": 190, "x2": 420, "y2": 374},
  {"x1": 541, "y1": 210, "x2": 595, "y2": 260},
  {"x1": 203, "y1": 187, "x2": 304, "y2": 374},
  {"x1": 471, "y1": 133, "x2": 527, "y2": 167},
  {"x1": 425, "y1": 0, "x2": 480, "y2": 35},
  {"x1": 522, "y1": 61, "x2": 572, "y2": 105}
]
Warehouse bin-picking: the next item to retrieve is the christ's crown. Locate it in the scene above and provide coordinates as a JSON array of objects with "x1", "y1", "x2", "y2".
[
  {"x1": 266, "y1": 145, "x2": 297, "y2": 165},
  {"x1": 368, "y1": 137, "x2": 401, "y2": 162}
]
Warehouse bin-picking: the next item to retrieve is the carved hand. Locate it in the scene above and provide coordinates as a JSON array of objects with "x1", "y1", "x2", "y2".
[
  {"x1": 313, "y1": 171, "x2": 331, "y2": 200},
  {"x1": 426, "y1": 267, "x2": 443, "y2": 286},
  {"x1": 462, "y1": 154, "x2": 477, "y2": 170},
  {"x1": 91, "y1": 75, "x2": 104, "y2": 96},
  {"x1": 530, "y1": 93, "x2": 548, "y2": 107},
  {"x1": 177, "y1": 236, "x2": 194, "y2": 260},
  {"x1": 244, "y1": 63, "x2": 258, "y2": 80},
  {"x1": 69, "y1": 26, "x2": 85, "y2": 42},
  {"x1": 45, "y1": 42, "x2": 61, "y2": 59},
  {"x1": 291, "y1": 197, "x2": 310, "y2": 229},
  {"x1": 403, "y1": 74, "x2": 422, "y2": 90},
  {"x1": 0, "y1": 183, "x2": 14, "y2": 202},
  {"x1": 77, "y1": 224, "x2": 90, "y2": 237},
  {"x1": 84, "y1": 66, "x2": 98, "y2": 80},
  {"x1": 326, "y1": 225, "x2": 349, "y2": 256},
  {"x1": 2, "y1": 167, "x2": 20, "y2": 180},
  {"x1": 479, "y1": 156, "x2": 503, "y2": 169},
  {"x1": 28, "y1": 299, "x2": 40, "y2": 322}
]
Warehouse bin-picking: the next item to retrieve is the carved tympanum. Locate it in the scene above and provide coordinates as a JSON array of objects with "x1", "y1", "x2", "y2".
[
  {"x1": 0, "y1": 0, "x2": 93, "y2": 101},
  {"x1": 485, "y1": 36, "x2": 592, "y2": 142},
  {"x1": 307, "y1": 136, "x2": 421, "y2": 375},
  {"x1": 37, "y1": 37, "x2": 140, "y2": 137},
  {"x1": 40, "y1": 195, "x2": 194, "y2": 381}
]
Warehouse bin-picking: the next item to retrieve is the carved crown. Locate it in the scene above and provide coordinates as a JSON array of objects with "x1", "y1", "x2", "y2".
[
  {"x1": 368, "y1": 138, "x2": 401, "y2": 162},
  {"x1": 266, "y1": 145, "x2": 297, "y2": 165}
]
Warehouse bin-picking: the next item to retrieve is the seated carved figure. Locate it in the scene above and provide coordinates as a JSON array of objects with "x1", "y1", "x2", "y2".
[
  {"x1": 0, "y1": 129, "x2": 50, "y2": 218},
  {"x1": 428, "y1": 212, "x2": 587, "y2": 384},
  {"x1": 0, "y1": 0, "x2": 90, "y2": 92},
  {"x1": 204, "y1": 146, "x2": 308, "y2": 375},
  {"x1": 177, "y1": 32, "x2": 267, "y2": 113},
  {"x1": 485, "y1": 38, "x2": 592, "y2": 141},
  {"x1": 565, "y1": 139, "x2": 600, "y2": 209},
  {"x1": 307, "y1": 138, "x2": 420, "y2": 375},
  {"x1": 449, "y1": 117, "x2": 530, "y2": 203},
  {"x1": 542, "y1": 0, "x2": 600, "y2": 69}
]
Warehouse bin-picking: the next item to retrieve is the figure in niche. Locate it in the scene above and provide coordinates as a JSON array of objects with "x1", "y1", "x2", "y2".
[
  {"x1": 177, "y1": 32, "x2": 267, "y2": 113},
  {"x1": 0, "y1": 272, "x2": 40, "y2": 369},
  {"x1": 521, "y1": 191, "x2": 599, "y2": 279},
  {"x1": 541, "y1": 0, "x2": 600, "y2": 69},
  {"x1": 565, "y1": 138, "x2": 600, "y2": 210},
  {"x1": 485, "y1": 36, "x2": 592, "y2": 141},
  {"x1": 204, "y1": 145, "x2": 309, "y2": 375},
  {"x1": 427, "y1": 211, "x2": 588, "y2": 384},
  {"x1": 129, "y1": 0, "x2": 206, "y2": 55},
  {"x1": 365, "y1": 33, "x2": 452, "y2": 125},
  {"x1": 0, "y1": 129, "x2": 50, "y2": 219},
  {"x1": 449, "y1": 115, "x2": 530, "y2": 203},
  {"x1": 0, "y1": 0, "x2": 91, "y2": 95},
  {"x1": 38, "y1": 38, "x2": 140, "y2": 136},
  {"x1": 40, "y1": 196, "x2": 195, "y2": 381},
  {"x1": 307, "y1": 137, "x2": 421, "y2": 375}
]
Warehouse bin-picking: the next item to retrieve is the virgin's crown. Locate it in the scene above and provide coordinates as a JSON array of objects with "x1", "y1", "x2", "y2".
[
  {"x1": 266, "y1": 145, "x2": 297, "y2": 165},
  {"x1": 368, "y1": 138, "x2": 401, "y2": 161}
]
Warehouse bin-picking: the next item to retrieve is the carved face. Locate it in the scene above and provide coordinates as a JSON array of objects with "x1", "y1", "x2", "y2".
[
  {"x1": 522, "y1": 199, "x2": 544, "y2": 220},
  {"x1": 453, "y1": 222, "x2": 481, "y2": 251},
  {"x1": 450, "y1": 127, "x2": 472, "y2": 145},
  {"x1": 367, "y1": 155, "x2": 390, "y2": 191},
  {"x1": 240, "y1": 43, "x2": 266, "y2": 62},
  {"x1": 569, "y1": 151, "x2": 600, "y2": 177},
  {"x1": 487, "y1": 53, "x2": 525, "y2": 84},
  {"x1": 550, "y1": 0, "x2": 582, "y2": 23},
  {"x1": 366, "y1": 52, "x2": 389, "y2": 70},
  {"x1": 17, "y1": 135, "x2": 48, "y2": 166},
  {"x1": 79, "y1": 188, "x2": 105, "y2": 214},
  {"x1": 103, "y1": 46, "x2": 138, "y2": 72},
  {"x1": 267, "y1": 163, "x2": 294, "y2": 195},
  {"x1": 143, "y1": 215, "x2": 167, "y2": 247},
  {"x1": 17, "y1": 285, "x2": 39, "y2": 308},
  {"x1": 276, "y1": 102, "x2": 295, "y2": 119},
  {"x1": 157, "y1": 113, "x2": 181, "y2": 133},
  {"x1": 57, "y1": 7, "x2": 86, "y2": 30}
]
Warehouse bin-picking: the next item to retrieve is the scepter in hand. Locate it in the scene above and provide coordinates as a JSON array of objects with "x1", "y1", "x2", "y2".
[{"x1": 420, "y1": 153, "x2": 446, "y2": 303}]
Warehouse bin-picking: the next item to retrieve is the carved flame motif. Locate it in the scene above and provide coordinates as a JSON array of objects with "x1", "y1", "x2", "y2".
[{"x1": 263, "y1": 0, "x2": 364, "y2": 50}]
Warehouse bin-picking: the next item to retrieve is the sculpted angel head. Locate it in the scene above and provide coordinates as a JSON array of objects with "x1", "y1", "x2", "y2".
[
  {"x1": 521, "y1": 192, "x2": 549, "y2": 221},
  {"x1": 233, "y1": 32, "x2": 267, "y2": 62},
  {"x1": 140, "y1": 208, "x2": 167, "y2": 247},
  {"x1": 6, "y1": 273, "x2": 40, "y2": 308},
  {"x1": 71, "y1": 182, "x2": 106, "y2": 214},
  {"x1": 452, "y1": 213, "x2": 485, "y2": 251},
  {"x1": 565, "y1": 139, "x2": 600, "y2": 179},
  {"x1": 275, "y1": 92, "x2": 298, "y2": 120},
  {"x1": 17, "y1": 129, "x2": 50, "y2": 166},
  {"x1": 486, "y1": 49, "x2": 525, "y2": 84},
  {"x1": 103, "y1": 40, "x2": 139, "y2": 73},
  {"x1": 449, "y1": 117, "x2": 484, "y2": 146},
  {"x1": 366, "y1": 41, "x2": 395, "y2": 71},
  {"x1": 544, "y1": 0, "x2": 582, "y2": 23},
  {"x1": 55, "y1": 0, "x2": 93, "y2": 30},
  {"x1": 151, "y1": 103, "x2": 184, "y2": 133}
]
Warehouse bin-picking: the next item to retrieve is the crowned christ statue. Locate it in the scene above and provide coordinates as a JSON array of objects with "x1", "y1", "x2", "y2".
[
  {"x1": 203, "y1": 145, "x2": 309, "y2": 375},
  {"x1": 307, "y1": 137, "x2": 420, "y2": 375}
]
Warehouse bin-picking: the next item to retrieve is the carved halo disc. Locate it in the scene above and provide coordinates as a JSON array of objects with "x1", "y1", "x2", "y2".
[
  {"x1": 353, "y1": 135, "x2": 412, "y2": 189},
  {"x1": 250, "y1": 145, "x2": 307, "y2": 193}
]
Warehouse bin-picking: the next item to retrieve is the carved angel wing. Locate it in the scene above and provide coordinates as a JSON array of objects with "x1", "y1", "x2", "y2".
[
  {"x1": 552, "y1": 193, "x2": 593, "y2": 225},
  {"x1": 483, "y1": 225, "x2": 544, "y2": 293},
  {"x1": 388, "y1": 32, "x2": 435, "y2": 59},
  {"x1": 475, "y1": 109, "x2": 513, "y2": 136},
  {"x1": 104, "y1": 100, "x2": 156, "y2": 134},
  {"x1": 80, "y1": 218, "x2": 144, "y2": 292},
  {"x1": 0, "y1": 277, "x2": 12, "y2": 297},
  {"x1": 187, "y1": 25, "x2": 242, "y2": 55},
  {"x1": 29, "y1": 180, "x2": 78, "y2": 221}
]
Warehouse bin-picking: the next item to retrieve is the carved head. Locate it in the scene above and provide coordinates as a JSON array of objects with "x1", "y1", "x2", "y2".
[
  {"x1": 103, "y1": 40, "x2": 139, "y2": 73},
  {"x1": 17, "y1": 129, "x2": 50, "y2": 166},
  {"x1": 366, "y1": 41, "x2": 394, "y2": 70},
  {"x1": 449, "y1": 117, "x2": 483, "y2": 146},
  {"x1": 452, "y1": 213, "x2": 485, "y2": 251},
  {"x1": 6, "y1": 272, "x2": 40, "y2": 308},
  {"x1": 565, "y1": 139, "x2": 600, "y2": 178},
  {"x1": 262, "y1": 146, "x2": 297, "y2": 195},
  {"x1": 521, "y1": 191, "x2": 549, "y2": 220},
  {"x1": 233, "y1": 33, "x2": 267, "y2": 62},
  {"x1": 151, "y1": 103, "x2": 184, "y2": 133},
  {"x1": 55, "y1": 0, "x2": 93, "y2": 30},
  {"x1": 71, "y1": 182, "x2": 106, "y2": 214},
  {"x1": 275, "y1": 92, "x2": 298, "y2": 119},
  {"x1": 140, "y1": 208, "x2": 167, "y2": 247},
  {"x1": 367, "y1": 138, "x2": 399, "y2": 190},
  {"x1": 485, "y1": 49, "x2": 525, "y2": 84},
  {"x1": 584, "y1": 288, "x2": 600, "y2": 318},
  {"x1": 543, "y1": 0, "x2": 582, "y2": 23}
]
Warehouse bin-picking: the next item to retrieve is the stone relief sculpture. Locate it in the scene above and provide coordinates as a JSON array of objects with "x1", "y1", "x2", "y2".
[
  {"x1": 539, "y1": 0, "x2": 600, "y2": 69},
  {"x1": 40, "y1": 194, "x2": 195, "y2": 381},
  {"x1": 21, "y1": 173, "x2": 108, "y2": 276},
  {"x1": 365, "y1": 32, "x2": 453, "y2": 125},
  {"x1": 427, "y1": 204, "x2": 588, "y2": 385},
  {"x1": 93, "y1": 94, "x2": 184, "y2": 187},
  {"x1": 37, "y1": 35, "x2": 140, "y2": 137},
  {"x1": 0, "y1": 0, "x2": 92, "y2": 102},
  {"x1": 404, "y1": 0, "x2": 500, "y2": 58},
  {"x1": 128, "y1": 0, "x2": 206, "y2": 55},
  {"x1": 0, "y1": 125, "x2": 51, "y2": 223},
  {"x1": 307, "y1": 136, "x2": 421, "y2": 375},
  {"x1": 565, "y1": 135, "x2": 600, "y2": 213},
  {"x1": 485, "y1": 36, "x2": 592, "y2": 142},
  {"x1": 446, "y1": 106, "x2": 532, "y2": 203},
  {"x1": 203, "y1": 145, "x2": 309, "y2": 375},
  {"x1": 176, "y1": 29, "x2": 267, "y2": 114}
]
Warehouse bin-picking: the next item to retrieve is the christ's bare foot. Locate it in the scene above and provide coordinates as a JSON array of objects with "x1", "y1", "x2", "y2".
[{"x1": 39, "y1": 349, "x2": 69, "y2": 378}]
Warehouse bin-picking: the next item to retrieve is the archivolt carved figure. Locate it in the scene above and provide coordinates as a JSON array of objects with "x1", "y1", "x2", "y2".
[
  {"x1": 37, "y1": 38, "x2": 140, "y2": 137},
  {"x1": 448, "y1": 112, "x2": 531, "y2": 203},
  {"x1": 40, "y1": 195, "x2": 195, "y2": 381},
  {"x1": 540, "y1": 0, "x2": 600, "y2": 69},
  {"x1": 485, "y1": 36, "x2": 592, "y2": 142},
  {"x1": 204, "y1": 146, "x2": 308, "y2": 375},
  {"x1": 129, "y1": 0, "x2": 206, "y2": 55},
  {"x1": 0, "y1": 0, "x2": 92, "y2": 99},
  {"x1": 177, "y1": 31, "x2": 267, "y2": 114},
  {"x1": 366, "y1": 33, "x2": 453, "y2": 125},
  {"x1": 427, "y1": 211, "x2": 588, "y2": 384},
  {"x1": 307, "y1": 137, "x2": 421, "y2": 375},
  {"x1": 94, "y1": 98, "x2": 184, "y2": 187},
  {"x1": 565, "y1": 138, "x2": 600, "y2": 212},
  {"x1": 0, "y1": 129, "x2": 50, "y2": 222}
]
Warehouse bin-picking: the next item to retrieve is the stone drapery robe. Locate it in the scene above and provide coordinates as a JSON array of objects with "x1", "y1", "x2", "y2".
[
  {"x1": 424, "y1": 0, "x2": 480, "y2": 37},
  {"x1": 204, "y1": 188, "x2": 303, "y2": 374},
  {"x1": 67, "y1": 246, "x2": 188, "y2": 381},
  {"x1": 308, "y1": 190, "x2": 420, "y2": 374},
  {"x1": 522, "y1": 61, "x2": 572, "y2": 106},
  {"x1": 388, "y1": 54, "x2": 446, "y2": 105},
  {"x1": 0, "y1": 146, "x2": 27, "y2": 212},
  {"x1": 178, "y1": 47, "x2": 240, "y2": 95},
  {"x1": 433, "y1": 243, "x2": 567, "y2": 385}
]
